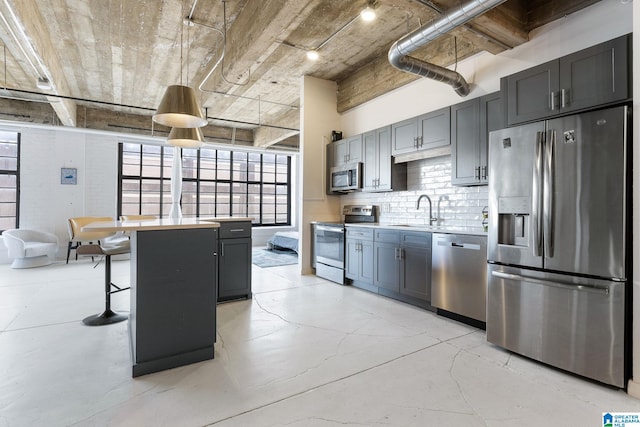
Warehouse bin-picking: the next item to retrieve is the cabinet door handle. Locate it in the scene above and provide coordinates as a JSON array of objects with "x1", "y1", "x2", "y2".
[
  {"x1": 221, "y1": 241, "x2": 225, "y2": 257},
  {"x1": 419, "y1": 136, "x2": 424, "y2": 148},
  {"x1": 229, "y1": 229, "x2": 245, "y2": 233},
  {"x1": 413, "y1": 137, "x2": 417, "y2": 148},
  {"x1": 482, "y1": 166, "x2": 488, "y2": 180},
  {"x1": 476, "y1": 166, "x2": 481, "y2": 180},
  {"x1": 561, "y1": 89, "x2": 569, "y2": 108}
]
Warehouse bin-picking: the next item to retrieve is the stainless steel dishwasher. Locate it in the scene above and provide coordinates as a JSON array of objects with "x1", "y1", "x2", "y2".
[{"x1": 431, "y1": 233, "x2": 487, "y2": 323}]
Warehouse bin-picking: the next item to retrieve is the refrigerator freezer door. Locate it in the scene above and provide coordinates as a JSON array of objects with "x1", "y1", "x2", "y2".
[
  {"x1": 487, "y1": 264, "x2": 626, "y2": 387},
  {"x1": 488, "y1": 122, "x2": 545, "y2": 268},
  {"x1": 545, "y1": 106, "x2": 627, "y2": 279}
]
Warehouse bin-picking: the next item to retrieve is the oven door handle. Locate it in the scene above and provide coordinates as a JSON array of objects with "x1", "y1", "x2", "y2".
[{"x1": 315, "y1": 225, "x2": 344, "y2": 233}]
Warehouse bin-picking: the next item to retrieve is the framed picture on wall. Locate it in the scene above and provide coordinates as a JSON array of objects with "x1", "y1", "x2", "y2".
[{"x1": 61, "y1": 167, "x2": 77, "y2": 185}]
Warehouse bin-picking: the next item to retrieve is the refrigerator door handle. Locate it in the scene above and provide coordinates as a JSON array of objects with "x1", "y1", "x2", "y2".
[
  {"x1": 491, "y1": 270, "x2": 610, "y2": 296},
  {"x1": 532, "y1": 131, "x2": 544, "y2": 257},
  {"x1": 543, "y1": 129, "x2": 555, "y2": 258}
]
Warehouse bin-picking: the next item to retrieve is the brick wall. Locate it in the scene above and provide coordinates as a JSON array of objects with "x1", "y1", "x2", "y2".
[{"x1": 341, "y1": 155, "x2": 488, "y2": 230}]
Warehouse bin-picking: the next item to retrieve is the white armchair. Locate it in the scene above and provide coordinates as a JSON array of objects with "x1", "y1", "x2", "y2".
[{"x1": 2, "y1": 229, "x2": 59, "y2": 268}]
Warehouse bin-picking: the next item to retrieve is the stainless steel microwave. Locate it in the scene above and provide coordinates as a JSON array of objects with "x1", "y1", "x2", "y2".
[{"x1": 330, "y1": 163, "x2": 361, "y2": 193}]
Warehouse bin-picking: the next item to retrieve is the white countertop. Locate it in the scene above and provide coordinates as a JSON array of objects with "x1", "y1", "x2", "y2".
[
  {"x1": 82, "y1": 218, "x2": 221, "y2": 232},
  {"x1": 345, "y1": 223, "x2": 487, "y2": 236},
  {"x1": 199, "y1": 217, "x2": 253, "y2": 223}
]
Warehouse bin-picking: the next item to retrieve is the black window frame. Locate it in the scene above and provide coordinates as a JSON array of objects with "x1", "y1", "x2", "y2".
[
  {"x1": 118, "y1": 142, "x2": 292, "y2": 227},
  {"x1": 0, "y1": 133, "x2": 20, "y2": 232}
]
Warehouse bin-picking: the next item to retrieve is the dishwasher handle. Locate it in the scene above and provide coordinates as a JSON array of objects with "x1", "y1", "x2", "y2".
[{"x1": 437, "y1": 240, "x2": 481, "y2": 251}]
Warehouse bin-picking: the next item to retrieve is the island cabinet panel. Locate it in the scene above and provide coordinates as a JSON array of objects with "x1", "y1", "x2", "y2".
[{"x1": 130, "y1": 227, "x2": 218, "y2": 377}]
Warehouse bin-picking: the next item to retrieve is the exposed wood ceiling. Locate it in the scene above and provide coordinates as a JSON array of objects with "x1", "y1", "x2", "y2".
[{"x1": 0, "y1": 0, "x2": 600, "y2": 149}]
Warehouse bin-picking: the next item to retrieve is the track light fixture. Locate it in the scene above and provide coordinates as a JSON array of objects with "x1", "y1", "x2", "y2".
[{"x1": 36, "y1": 77, "x2": 52, "y2": 90}]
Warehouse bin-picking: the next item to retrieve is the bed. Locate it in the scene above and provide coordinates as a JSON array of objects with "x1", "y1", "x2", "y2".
[{"x1": 267, "y1": 231, "x2": 299, "y2": 253}]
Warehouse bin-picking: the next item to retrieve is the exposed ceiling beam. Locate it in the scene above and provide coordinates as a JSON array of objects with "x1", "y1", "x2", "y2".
[{"x1": 0, "y1": 0, "x2": 76, "y2": 125}]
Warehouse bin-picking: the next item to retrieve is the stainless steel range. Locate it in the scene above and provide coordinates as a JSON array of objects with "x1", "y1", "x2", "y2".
[{"x1": 313, "y1": 205, "x2": 378, "y2": 284}]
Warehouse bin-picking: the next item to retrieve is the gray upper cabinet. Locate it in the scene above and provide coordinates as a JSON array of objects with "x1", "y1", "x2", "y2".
[
  {"x1": 505, "y1": 34, "x2": 630, "y2": 126},
  {"x1": 391, "y1": 117, "x2": 419, "y2": 155},
  {"x1": 391, "y1": 106, "x2": 450, "y2": 156},
  {"x1": 333, "y1": 134, "x2": 363, "y2": 166},
  {"x1": 418, "y1": 107, "x2": 451, "y2": 151},
  {"x1": 451, "y1": 92, "x2": 503, "y2": 186},
  {"x1": 363, "y1": 126, "x2": 407, "y2": 192}
]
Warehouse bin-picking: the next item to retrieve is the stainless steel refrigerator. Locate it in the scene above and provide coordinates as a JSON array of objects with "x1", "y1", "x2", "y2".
[{"x1": 486, "y1": 105, "x2": 629, "y2": 388}]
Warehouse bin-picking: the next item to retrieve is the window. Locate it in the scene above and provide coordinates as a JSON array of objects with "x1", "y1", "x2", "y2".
[
  {"x1": 118, "y1": 143, "x2": 292, "y2": 226},
  {"x1": 119, "y1": 143, "x2": 172, "y2": 217},
  {"x1": 0, "y1": 132, "x2": 19, "y2": 232}
]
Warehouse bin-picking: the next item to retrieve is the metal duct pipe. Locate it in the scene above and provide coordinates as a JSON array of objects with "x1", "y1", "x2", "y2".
[{"x1": 388, "y1": 0, "x2": 507, "y2": 97}]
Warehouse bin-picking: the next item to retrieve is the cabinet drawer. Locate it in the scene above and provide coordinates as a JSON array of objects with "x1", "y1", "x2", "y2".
[
  {"x1": 346, "y1": 227, "x2": 374, "y2": 240},
  {"x1": 218, "y1": 221, "x2": 252, "y2": 238},
  {"x1": 400, "y1": 231, "x2": 431, "y2": 248},
  {"x1": 374, "y1": 229, "x2": 400, "y2": 244}
]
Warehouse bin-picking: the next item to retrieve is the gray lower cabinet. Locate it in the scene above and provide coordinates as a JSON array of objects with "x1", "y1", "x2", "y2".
[
  {"x1": 451, "y1": 91, "x2": 503, "y2": 186},
  {"x1": 373, "y1": 229, "x2": 401, "y2": 292},
  {"x1": 345, "y1": 227, "x2": 374, "y2": 285},
  {"x1": 372, "y1": 229, "x2": 431, "y2": 306},
  {"x1": 399, "y1": 233, "x2": 431, "y2": 301},
  {"x1": 218, "y1": 221, "x2": 252, "y2": 302},
  {"x1": 504, "y1": 34, "x2": 629, "y2": 126},
  {"x1": 373, "y1": 241, "x2": 401, "y2": 292}
]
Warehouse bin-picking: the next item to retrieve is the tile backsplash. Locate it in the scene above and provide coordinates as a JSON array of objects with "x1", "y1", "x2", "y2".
[{"x1": 342, "y1": 155, "x2": 488, "y2": 230}]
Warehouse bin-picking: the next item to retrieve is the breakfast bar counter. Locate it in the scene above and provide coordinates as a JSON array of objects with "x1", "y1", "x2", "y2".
[{"x1": 83, "y1": 218, "x2": 220, "y2": 377}]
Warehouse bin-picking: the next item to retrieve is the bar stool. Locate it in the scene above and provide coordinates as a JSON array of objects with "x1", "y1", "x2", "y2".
[{"x1": 77, "y1": 240, "x2": 131, "y2": 326}]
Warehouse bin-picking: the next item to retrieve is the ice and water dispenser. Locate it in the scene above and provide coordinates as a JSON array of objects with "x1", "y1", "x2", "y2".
[{"x1": 497, "y1": 196, "x2": 531, "y2": 247}]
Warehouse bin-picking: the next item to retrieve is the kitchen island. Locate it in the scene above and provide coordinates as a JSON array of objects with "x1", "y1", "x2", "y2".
[{"x1": 83, "y1": 218, "x2": 222, "y2": 377}]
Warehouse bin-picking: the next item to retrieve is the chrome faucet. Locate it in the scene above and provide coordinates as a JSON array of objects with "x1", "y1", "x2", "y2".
[{"x1": 416, "y1": 194, "x2": 437, "y2": 226}]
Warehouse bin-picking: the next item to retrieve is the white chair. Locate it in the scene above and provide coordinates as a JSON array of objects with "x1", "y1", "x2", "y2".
[{"x1": 2, "y1": 229, "x2": 59, "y2": 268}]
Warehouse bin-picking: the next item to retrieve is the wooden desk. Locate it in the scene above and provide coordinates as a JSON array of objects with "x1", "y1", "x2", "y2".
[{"x1": 83, "y1": 219, "x2": 220, "y2": 377}]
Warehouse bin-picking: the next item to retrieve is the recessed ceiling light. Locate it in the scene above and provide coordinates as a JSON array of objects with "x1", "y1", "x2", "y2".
[
  {"x1": 360, "y1": 6, "x2": 376, "y2": 22},
  {"x1": 306, "y1": 50, "x2": 319, "y2": 61}
]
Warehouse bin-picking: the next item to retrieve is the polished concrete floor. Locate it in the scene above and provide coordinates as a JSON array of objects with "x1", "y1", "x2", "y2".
[{"x1": 1, "y1": 258, "x2": 640, "y2": 427}]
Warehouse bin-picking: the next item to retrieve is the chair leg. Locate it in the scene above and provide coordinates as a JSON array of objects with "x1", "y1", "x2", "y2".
[
  {"x1": 66, "y1": 241, "x2": 72, "y2": 264},
  {"x1": 82, "y1": 255, "x2": 128, "y2": 326}
]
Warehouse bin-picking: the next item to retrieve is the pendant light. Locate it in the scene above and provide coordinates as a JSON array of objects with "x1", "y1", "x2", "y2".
[
  {"x1": 153, "y1": 12, "x2": 207, "y2": 129},
  {"x1": 167, "y1": 126, "x2": 205, "y2": 148},
  {"x1": 154, "y1": 85, "x2": 207, "y2": 128}
]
